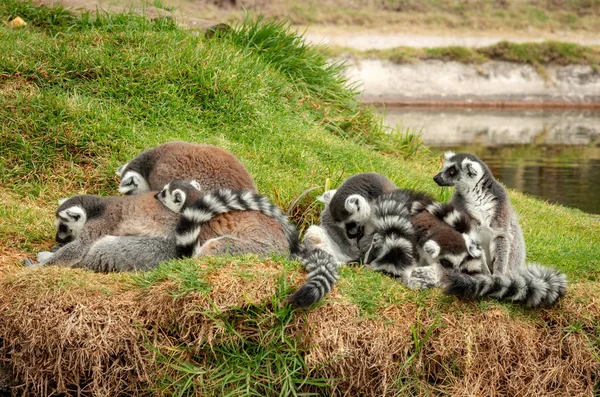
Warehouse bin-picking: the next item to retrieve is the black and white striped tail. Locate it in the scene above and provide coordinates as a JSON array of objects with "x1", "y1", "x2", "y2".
[
  {"x1": 420, "y1": 201, "x2": 472, "y2": 234},
  {"x1": 365, "y1": 192, "x2": 417, "y2": 275},
  {"x1": 443, "y1": 264, "x2": 567, "y2": 307},
  {"x1": 175, "y1": 189, "x2": 299, "y2": 258},
  {"x1": 287, "y1": 248, "x2": 339, "y2": 308}
]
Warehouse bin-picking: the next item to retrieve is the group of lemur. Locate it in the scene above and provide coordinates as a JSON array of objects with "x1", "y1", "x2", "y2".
[{"x1": 23, "y1": 141, "x2": 567, "y2": 309}]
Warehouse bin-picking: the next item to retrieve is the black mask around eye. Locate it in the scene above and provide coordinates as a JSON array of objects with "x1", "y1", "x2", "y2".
[
  {"x1": 345, "y1": 222, "x2": 364, "y2": 240},
  {"x1": 439, "y1": 258, "x2": 454, "y2": 269}
]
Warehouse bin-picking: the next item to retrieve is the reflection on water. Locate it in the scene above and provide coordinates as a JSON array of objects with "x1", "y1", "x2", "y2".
[{"x1": 379, "y1": 107, "x2": 600, "y2": 214}]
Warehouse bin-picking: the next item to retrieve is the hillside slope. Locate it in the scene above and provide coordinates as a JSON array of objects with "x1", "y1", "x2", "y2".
[{"x1": 1, "y1": 2, "x2": 599, "y2": 395}]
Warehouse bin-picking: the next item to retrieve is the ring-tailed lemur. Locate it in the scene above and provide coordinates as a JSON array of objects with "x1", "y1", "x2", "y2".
[
  {"x1": 302, "y1": 172, "x2": 399, "y2": 264},
  {"x1": 24, "y1": 192, "x2": 179, "y2": 271},
  {"x1": 158, "y1": 180, "x2": 338, "y2": 308},
  {"x1": 434, "y1": 152, "x2": 567, "y2": 307},
  {"x1": 117, "y1": 141, "x2": 257, "y2": 195},
  {"x1": 156, "y1": 180, "x2": 299, "y2": 258}
]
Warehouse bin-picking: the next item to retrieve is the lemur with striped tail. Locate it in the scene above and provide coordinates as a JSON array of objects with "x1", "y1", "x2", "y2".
[
  {"x1": 434, "y1": 152, "x2": 567, "y2": 307},
  {"x1": 289, "y1": 172, "x2": 483, "y2": 307},
  {"x1": 156, "y1": 180, "x2": 299, "y2": 258}
]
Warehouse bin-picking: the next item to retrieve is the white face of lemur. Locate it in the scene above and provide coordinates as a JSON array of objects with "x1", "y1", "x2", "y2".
[
  {"x1": 156, "y1": 183, "x2": 186, "y2": 213},
  {"x1": 318, "y1": 189, "x2": 368, "y2": 241},
  {"x1": 118, "y1": 170, "x2": 151, "y2": 195},
  {"x1": 433, "y1": 152, "x2": 485, "y2": 190},
  {"x1": 54, "y1": 205, "x2": 87, "y2": 244},
  {"x1": 156, "y1": 181, "x2": 201, "y2": 213}
]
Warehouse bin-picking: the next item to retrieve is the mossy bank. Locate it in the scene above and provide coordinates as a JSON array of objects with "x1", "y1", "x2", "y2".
[{"x1": 0, "y1": 1, "x2": 599, "y2": 395}]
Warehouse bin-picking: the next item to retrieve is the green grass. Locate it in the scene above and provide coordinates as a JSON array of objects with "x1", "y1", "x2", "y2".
[
  {"x1": 1, "y1": 1, "x2": 599, "y2": 395},
  {"x1": 330, "y1": 41, "x2": 600, "y2": 70}
]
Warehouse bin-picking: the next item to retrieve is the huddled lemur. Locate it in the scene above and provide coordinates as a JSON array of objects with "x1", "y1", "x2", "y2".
[
  {"x1": 116, "y1": 141, "x2": 258, "y2": 195},
  {"x1": 156, "y1": 180, "x2": 299, "y2": 258},
  {"x1": 434, "y1": 152, "x2": 567, "y2": 307},
  {"x1": 23, "y1": 193, "x2": 179, "y2": 271},
  {"x1": 289, "y1": 172, "x2": 485, "y2": 307}
]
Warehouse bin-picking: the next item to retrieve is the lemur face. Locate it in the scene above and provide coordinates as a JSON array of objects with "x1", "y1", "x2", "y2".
[
  {"x1": 156, "y1": 180, "x2": 201, "y2": 213},
  {"x1": 156, "y1": 183, "x2": 186, "y2": 213},
  {"x1": 54, "y1": 205, "x2": 87, "y2": 243},
  {"x1": 118, "y1": 170, "x2": 151, "y2": 195},
  {"x1": 433, "y1": 152, "x2": 484, "y2": 189},
  {"x1": 421, "y1": 237, "x2": 486, "y2": 274}
]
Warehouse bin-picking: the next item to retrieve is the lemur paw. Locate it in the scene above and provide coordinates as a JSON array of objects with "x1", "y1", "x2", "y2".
[
  {"x1": 22, "y1": 258, "x2": 39, "y2": 267},
  {"x1": 36, "y1": 251, "x2": 53, "y2": 264},
  {"x1": 407, "y1": 266, "x2": 440, "y2": 290}
]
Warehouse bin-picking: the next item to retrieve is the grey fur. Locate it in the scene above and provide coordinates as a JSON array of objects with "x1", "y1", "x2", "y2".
[
  {"x1": 434, "y1": 152, "x2": 567, "y2": 307},
  {"x1": 28, "y1": 236, "x2": 177, "y2": 272}
]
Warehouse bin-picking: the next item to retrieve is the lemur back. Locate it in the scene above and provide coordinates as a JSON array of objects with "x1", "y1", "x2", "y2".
[
  {"x1": 411, "y1": 201, "x2": 487, "y2": 277},
  {"x1": 434, "y1": 152, "x2": 567, "y2": 307},
  {"x1": 117, "y1": 141, "x2": 257, "y2": 195}
]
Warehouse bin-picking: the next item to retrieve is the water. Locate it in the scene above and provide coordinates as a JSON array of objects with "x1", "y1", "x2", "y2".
[{"x1": 379, "y1": 107, "x2": 600, "y2": 214}]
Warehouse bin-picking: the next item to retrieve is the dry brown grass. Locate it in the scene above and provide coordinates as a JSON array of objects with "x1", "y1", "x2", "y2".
[{"x1": 0, "y1": 259, "x2": 598, "y2": 396}]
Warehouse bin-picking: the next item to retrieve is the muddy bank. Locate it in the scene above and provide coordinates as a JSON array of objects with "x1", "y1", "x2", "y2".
[
  {"x1": 342, "y1": 58, "x2": 600, "y2": 105},
  {"x1": 381, "y1": 108, "x2": 600, "y2": 146}
]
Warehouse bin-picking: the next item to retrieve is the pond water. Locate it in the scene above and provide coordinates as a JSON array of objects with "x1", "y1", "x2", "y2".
[{"x1": 379, "y1": 107, "x2": 600, "y2": 214}]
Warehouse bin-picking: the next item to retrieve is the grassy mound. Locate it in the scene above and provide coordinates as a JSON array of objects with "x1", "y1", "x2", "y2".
[{"x1": 1, "y1": 1, "x2": 599, "y2": 395}]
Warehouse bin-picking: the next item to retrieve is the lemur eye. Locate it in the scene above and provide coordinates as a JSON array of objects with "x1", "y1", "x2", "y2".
[
  {"x1": 345, "y1": 222, "x2": 363, "y2": 240},
  {"x1": 440, "y1": 259, "x2": 453, "y2": 268},
  {"x1": 448, "y1": 166, "x2": 457, "y2": 176}
]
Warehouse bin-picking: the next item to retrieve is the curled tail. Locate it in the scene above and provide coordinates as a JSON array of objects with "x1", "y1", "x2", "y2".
[
  {"x1": 176, "y1": 189, "x2": 299, "y2": 258},
  {"x1": 443, "y1": 264, "x2": 567, "y2": 307},
  {"x1": 365, "y1": 192, "x2": 416, "y2": 277},
  {"x1": 417, "y1": 201, "x2": 472, "y2": 234},
  {"x1": 287, "y1": 248, "x2": 339, "y2": 308}
]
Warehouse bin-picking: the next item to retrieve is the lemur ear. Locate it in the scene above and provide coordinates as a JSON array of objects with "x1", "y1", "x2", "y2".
[
  {"x1": 423, "y1": 240, "x2": 440, "y2": 258},
  {"x1": 120, "y1": 174, "x2": 139, "y2": 187},
  {"x1": 463, "y1": 234, "x2": 483, "y2": 258},
  {"x1": 115, "y1": 162, "x2": 129, "y2": 177},
  {"x1": 65, "y1": 209, "x2": 82, "y2": 222},
  {"x1": 444, "y1": 151, "x2": 456, "y2": 161},
  {"x1": 58, "y1": 198, "x2": 69, "y2": 205},
  {"x1": 189, "y1": 180, "x2": 202, "y2": 190},
  {"x1": 463, "y1": 159, "x2": 482, "y2": 178},
  {"x1": 173, "y1": 190, "x2": 184, "y2": 204},
  {"x1": 317, "y1": 189, "x2": 337, "y2": 204}
]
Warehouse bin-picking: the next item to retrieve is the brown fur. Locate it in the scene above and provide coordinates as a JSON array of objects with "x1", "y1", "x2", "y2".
[
  {"x1": 411, "y1": 210, "x2": 467, "y2": 255},
  {"x1": 197, "y1": 212, "x2": 289, "y2": 256},
  {"x1": 85, "y1": 193, "x2": 178, "y2": 241},
  {"x1": 140, "y1": 141, "x2": 257, "y2": 192}
]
